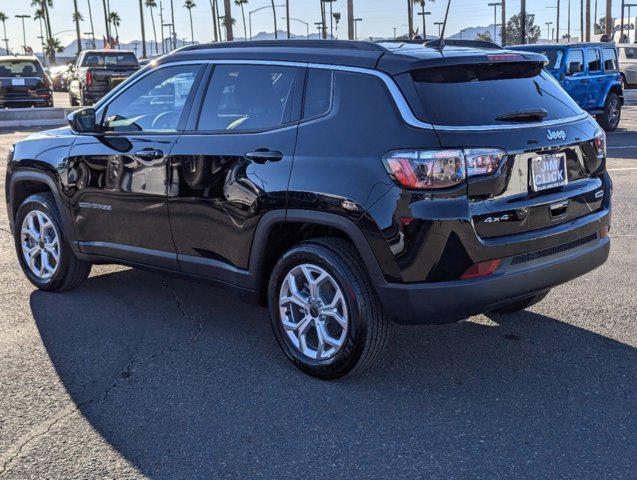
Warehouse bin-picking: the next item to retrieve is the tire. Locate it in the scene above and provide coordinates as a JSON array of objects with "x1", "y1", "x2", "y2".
[
  {"x1": 491, "y1": 290, "x2": 550, "y2": 314},
  {"x1": 596, "y1": 92, "x2": 621, "y2": 132},
  {"x1": 14, "y1": 193, "x2": 91, "y2": 291},
  {"x1": 268, "y1": 237, "x2": 389, "y2": 379}
]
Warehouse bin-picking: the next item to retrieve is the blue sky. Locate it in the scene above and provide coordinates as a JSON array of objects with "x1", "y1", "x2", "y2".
[{"x1": 0, "y1": 0, "x2": 628, "y2": 51}]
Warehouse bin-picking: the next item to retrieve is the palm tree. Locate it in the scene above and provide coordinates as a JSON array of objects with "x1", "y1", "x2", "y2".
[
  {"x1": 145, "y1": 0, "x2": 159, "y2": 54},
  {"x1": 347, "y1": 0, "x2": 353, "y2": 40},
  {"x1": 44, "y1": 37, "x2": 64, "y2": 59},
  {"x1": 207, "y1": 0, "x2": 219, "y2": 41},
  {"x1": 184, "y1": 0, "x2": 197, "y2": 44},
  {"x1": 223, "y1": 0, "x2": 233, "y2": 40},
  {"x1": 220, "y1": 14, "x2": 235, "y2": 40},
  {"x1": 86, "y1": 0, "x2": 96, "y2": 48},
  {"x1": 270, "y1": 0, "x2": 278, "y2": 39},
  {"x1": 234, "y1": 0, "x2": 248, "y2": 39},
  {"x1": 32, "y1": 1, "x2": 55, "y2": 62},
  {"x1": 0, "y1": 12, "x2": 10, "y2": 54},
  {"x1": 102, "y1": 0, "x2": 111, "y2": 42},
  {"x1": 109, "y1": 11, "x2": 121, "y2": 43},
  {"x1": 138, "y1": 0, "x2": 147, "y2": 58},
  {"x1": 407, "y1": 0, "x2": 413, "y2": 38},
  {"x1": 72, "y1": 0, "x2": 83, "y2": 53}
]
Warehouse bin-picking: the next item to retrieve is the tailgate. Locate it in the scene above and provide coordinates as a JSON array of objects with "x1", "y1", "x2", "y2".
[{"x1": 435, "y1": 116, "x2": 607, "y2": 238}]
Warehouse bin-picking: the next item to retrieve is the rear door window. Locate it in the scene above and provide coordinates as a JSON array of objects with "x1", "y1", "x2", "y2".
[
  {"x1": 400, "y1": 61, "x2": 582, "y2": 126},
  {"x1": 197, "y1": 64, "x2": 298, "y2": 132},
  {"x1": 603, "y1": 48, "x2": 619, "y2": 71},
  {"x1": 587, "y1": 49, "x2": 602, "y2": 72},
  {"x1": 567, "y1": 50, "x2": 585, "y2": 73},
  {"x1": 622, "y1": 47, "x2": 637, "y2": 59},
  {"x1": 303, "y1": 68, "x2": 333, "y2": 119}
]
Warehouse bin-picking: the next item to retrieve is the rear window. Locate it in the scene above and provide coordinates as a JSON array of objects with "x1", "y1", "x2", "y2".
[
  {"x1": 0, "y1": 60, "x2": 43, "y2": 77},
  {"x1": 81, "y1": 52, "x2": 138, "y2": 68},
  {"x1": 403, "y1": 62, "x2": 582, "y2": 126}
]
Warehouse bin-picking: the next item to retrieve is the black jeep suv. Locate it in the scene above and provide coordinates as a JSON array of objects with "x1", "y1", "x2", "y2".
[{"x1": 5, "y1": 41, "x2": 611, "y2": 378}]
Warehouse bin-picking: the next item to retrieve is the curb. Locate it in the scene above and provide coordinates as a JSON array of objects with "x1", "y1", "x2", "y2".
[{"x1": 0, "y1": 107, "x2": 78, "y2": 128}]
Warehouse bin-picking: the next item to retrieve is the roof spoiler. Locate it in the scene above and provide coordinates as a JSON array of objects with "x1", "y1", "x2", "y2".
[{"x1": 424, "y1": 39, "x2": 503, "y2": 50}]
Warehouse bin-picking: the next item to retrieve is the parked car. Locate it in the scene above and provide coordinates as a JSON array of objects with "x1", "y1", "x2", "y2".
[
  {"x1": 509, "y1": 43, "x2": 623, "y2": 131},
  {"x1": 49, "y1": 64, "x2": 71, "y2": 91},
  {"x1": 6, "y1": 40, "x2": 611, "y2": 378},
  {"x1": 617, "y1": 44, "x2": 637, "y2": 88},
  {"x1": 0, "y1": 55, "x2": 53, "y2": 108},
  {"x1": 68, "y1": 50, "x2": 139, "y2": 106}
]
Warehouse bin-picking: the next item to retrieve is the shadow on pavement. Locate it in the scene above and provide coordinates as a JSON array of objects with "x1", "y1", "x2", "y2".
[{"x1": 30, "y1": 267, "x2": 636, "y2": 479}]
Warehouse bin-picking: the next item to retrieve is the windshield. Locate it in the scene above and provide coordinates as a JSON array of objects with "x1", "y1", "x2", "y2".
[
  {"x1": 81, "y1": 52, "x2": 139, "y2": 68},
  {"x1": 402, "y1": 61, "x2": 583, "y2": 126},
  {"x1": 0, "y1": 60, "x2": 44, "y2": 77}
]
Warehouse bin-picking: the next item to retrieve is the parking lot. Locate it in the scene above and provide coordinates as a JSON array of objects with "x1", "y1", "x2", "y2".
[{"x1": 0, "y1": 96, "x2": 635, "y2": 479}]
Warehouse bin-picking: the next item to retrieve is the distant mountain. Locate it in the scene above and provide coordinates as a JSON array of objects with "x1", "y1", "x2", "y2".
[{"x1": 451, "y1": 24, "x2": 501, "y2": 42}]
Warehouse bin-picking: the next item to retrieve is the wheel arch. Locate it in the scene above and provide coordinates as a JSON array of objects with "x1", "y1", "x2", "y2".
[
  {"x1": 9, "y1": 170, "x2": 78, "y2": 249},
  {"x1": 249, "y1": 210, "x2": 386, "y2": 304}
]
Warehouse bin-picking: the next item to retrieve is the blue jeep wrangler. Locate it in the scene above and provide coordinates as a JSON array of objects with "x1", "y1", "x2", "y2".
[{"x1": 510, "y1": 43, "x2": 623, "y2": 131}]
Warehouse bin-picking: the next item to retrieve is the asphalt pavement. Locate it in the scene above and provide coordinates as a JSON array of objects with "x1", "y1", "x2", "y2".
[{"x1": 0, "y1": 96, "x2": 635, "y2": 479}]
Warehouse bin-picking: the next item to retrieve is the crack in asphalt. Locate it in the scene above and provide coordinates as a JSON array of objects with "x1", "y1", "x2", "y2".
[{"x1": 0, "y1": 279, "x2": 203, "y2": 477}]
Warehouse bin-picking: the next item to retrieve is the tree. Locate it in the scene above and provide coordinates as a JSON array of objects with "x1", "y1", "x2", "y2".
[
  {"x1": 476, "y1": 30, "x2": 492, "y2": 42},
  {"x1": 138, "y1": 0, "x2": 147, "y2": 58},
  {"x1": 270, "y1": 0, "x2": 278, "y2": 39},
  {"x1": 102, "y1": 0, "x2": 111, "y2": 42},
  {"x1": 234, "y1": 0, "x2": 248, "y2": 40},
  {"x1": 109, "y1": 11, "x2": 122, "y2": 41},
  {"x1": 44, "y1": 37, "x2": 64, "y2": 59},
  {"x1": 0, "y1": 12, "x2": 10, "y2": 54},
  {"x1": 407, "y1": 0, "x2": 413, "y2": 38},
  {"x1": 207, "y1": 0, "x2": 219, "y2": 41},
  {"x1": 223, "y1": 0, "x2": 233, "y2": 41},
  {"x1": 72, "y1": 0, "x2": 83, "y2": 53},
  {"x1": 594, "y1": 16, "x2": 607, "y2": 35},
  {"x1": 32, "y1": 1, "x2": 56, "y2": 62},
  {"x1": 506, "y1": 12, "x2": 541, "y2": 44},
  {"x1": 347, "y1": 0, "x2": 354, "y2": 40},
  {"x1": 184, "y1": 0, "x2": 196, "y2": 44},
  {"x1": 320, "y1": 0, "x2": 327, "y2": 39},
  {"x1": 145, "y1": 0, "x2": 159, "y2": 55}
]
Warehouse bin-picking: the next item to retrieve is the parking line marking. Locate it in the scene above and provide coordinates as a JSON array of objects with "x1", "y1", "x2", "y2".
[
  {"x1": 607, "y1": 167, "x2": 637, "y2": 171},
  {"x1": 608, "y1": 145, "x2": 637, "y2": 149}
]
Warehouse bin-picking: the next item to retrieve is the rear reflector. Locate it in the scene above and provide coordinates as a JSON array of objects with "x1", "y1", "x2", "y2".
[
  {"x1": 460, "y1": 259, "x2": 501, "y2": 279},
  {"x1": 599, "y1": 226, "x2": 609, "y2": 238}
]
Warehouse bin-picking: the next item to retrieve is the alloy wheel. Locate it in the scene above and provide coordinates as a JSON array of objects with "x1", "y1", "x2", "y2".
[
  {"x1": 279, "y1": 263, "x2": 348, "y2": 360},
  {"x1": 20, "y1": 210, "x2": 60, "y2": 280}
]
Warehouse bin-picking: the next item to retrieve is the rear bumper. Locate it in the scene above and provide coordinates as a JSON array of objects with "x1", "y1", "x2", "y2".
[
  {"x1": 0, "y1": 95, "x2": 52, "y2": 107},
  {"x1": 375, "y1": 224, "x2": 610, "y2": 325}
]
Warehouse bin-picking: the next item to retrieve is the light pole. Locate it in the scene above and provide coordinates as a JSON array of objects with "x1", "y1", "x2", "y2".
[
  {"x1": 545, "y1": 21, "x2": 554, "y2": 41},
  {"x1": 84, "y1": 31, "x2": 96, "y2": 49},
  {"x1": 488, "y1": 2, "x2": 502, "y2": 43},
  {"x1": 314, "y1": 22, "x2": 324, "y2": 37},
  {"x1": 435, "y1": 21, "x2": 444, "y2": 38},
  {"x1": 162, "y1": 23, "x2": 173, "y2": 50},
  {"x1": 15, "y1": 15, "x2": 31, "y2": 55},
  {"x1": 322, "y1": 0, "x2": 337, "y2": 39},
  {"x1": 417, "y1": 11, "x2": 431, "y2": 40},
  {"x1": 353, "y1": 17, "x2": 362, "y2": 40},
  {"x1": 282, "y1": 17, "x2": 310, "y2": 38},
  {"x1": 249, "y1": 5, "x2": 284, "y2": 40}
]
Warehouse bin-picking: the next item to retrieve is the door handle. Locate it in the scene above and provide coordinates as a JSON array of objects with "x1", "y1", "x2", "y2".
[
  {"x1": 580, "y1": 79, "x2": 589, "y2": 84},
  {"x1": 244, "y1": 149, "x2": 283, "y2": 163},
  {"x1": 135, "y1": 148, "x2": 164, "y2": 160}
]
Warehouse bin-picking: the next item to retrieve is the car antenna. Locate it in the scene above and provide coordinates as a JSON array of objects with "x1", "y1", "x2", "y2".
[{"x1": 426, "y1": 0, "x2": 452, "y2": 50}]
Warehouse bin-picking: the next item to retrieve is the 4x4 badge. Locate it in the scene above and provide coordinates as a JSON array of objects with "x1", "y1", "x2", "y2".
[{"x1": 547, "y1": 129, "x2": 567, "y2": 141}]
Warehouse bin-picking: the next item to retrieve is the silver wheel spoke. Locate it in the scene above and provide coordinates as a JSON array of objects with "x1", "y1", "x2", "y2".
[
  {"x1": 20, "y1": 210, "x2": 60, "y2": 281},
  {"x1": 279, "y1": 263, "x2": 349, "y2": 361}
]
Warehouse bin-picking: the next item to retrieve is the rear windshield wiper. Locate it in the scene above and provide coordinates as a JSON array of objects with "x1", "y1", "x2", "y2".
[{"x1": 496, "y1": 108, "x2": 548, "y2": 123}]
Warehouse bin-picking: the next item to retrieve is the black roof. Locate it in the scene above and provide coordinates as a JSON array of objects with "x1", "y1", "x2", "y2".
[{"x1": 159, "y1": 39, "x2": 547, "y2": 76}]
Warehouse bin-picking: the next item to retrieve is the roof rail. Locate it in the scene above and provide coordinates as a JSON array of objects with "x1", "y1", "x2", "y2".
[
  {"x1": 424, "y1": 39, "x2": 503, "y2": 50},
  {"x1": 177, "y1": 40, "x2": 388, "y2": 53}
]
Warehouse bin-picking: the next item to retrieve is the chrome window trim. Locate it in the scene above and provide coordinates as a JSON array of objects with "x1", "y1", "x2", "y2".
[{"x1": 95, "y1": 58, "x2": 591, "y2": 133}]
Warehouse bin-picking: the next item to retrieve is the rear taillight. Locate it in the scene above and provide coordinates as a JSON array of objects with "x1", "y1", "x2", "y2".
[
  {"x1": 594, "y1": 129, "x2": 606, "y2": 160},
  {"x1": 486, "y1": 54, "x2": 524, "y2": 61},
  {"x1": 85, "y1": 71, "x2": 92, "y2": 86},
  {"x1": 42, "y1": 75, "x2": 52, "y2": 88},
  {"x1": 383, "y1": 148, "x2": 505, "y2": 190}
]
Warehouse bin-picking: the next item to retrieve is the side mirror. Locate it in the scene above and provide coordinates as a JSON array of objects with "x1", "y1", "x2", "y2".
[
  {"x1": 567, "y1": 62, "x2": 582, "y2": 75},
  {"x1": 68, "y1": 108, "x2": 98, "y2": 133}
]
